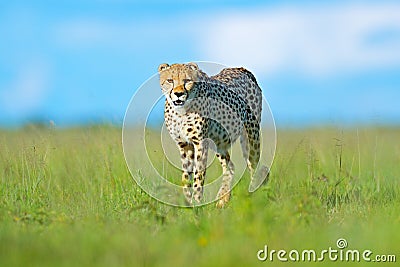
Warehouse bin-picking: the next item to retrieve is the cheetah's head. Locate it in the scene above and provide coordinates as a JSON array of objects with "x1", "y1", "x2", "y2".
[{"x1": 158, "y1": 62, "x2": 204, "y2": 107}]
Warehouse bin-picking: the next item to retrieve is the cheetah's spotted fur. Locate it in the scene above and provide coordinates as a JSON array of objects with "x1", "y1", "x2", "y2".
[{"x1": 158, "y1": 62, "x2": 262, "y2": 207}]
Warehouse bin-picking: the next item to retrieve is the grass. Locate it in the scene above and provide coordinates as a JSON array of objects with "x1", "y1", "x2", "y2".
[{"x1": 0, "y1": 125, "x2": 399, "y2": 266}]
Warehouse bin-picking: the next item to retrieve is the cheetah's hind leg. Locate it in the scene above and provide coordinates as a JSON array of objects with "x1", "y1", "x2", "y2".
[
  {"x1": 241, "y1": 124, "x2": 270, "y2": 192},
  {"x1": 216, "y1": 151, "x2": 234, "y2": 208}
]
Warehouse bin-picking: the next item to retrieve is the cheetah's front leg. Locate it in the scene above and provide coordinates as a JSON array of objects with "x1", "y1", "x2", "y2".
[
  {"x1": 178, "y1": 142, "x2": 194, "y2": 204},
  {"x1": 192, "y1": 139, "x2": 208, "y2": 204}
]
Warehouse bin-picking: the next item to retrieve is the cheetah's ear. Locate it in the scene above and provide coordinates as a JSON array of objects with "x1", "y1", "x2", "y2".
[
  {"x1": 187, "y1": 62, "x2": 199, "y2": 71},
  {"x1": 158, "y1": 63, "x2": 170, "y2": 72}
]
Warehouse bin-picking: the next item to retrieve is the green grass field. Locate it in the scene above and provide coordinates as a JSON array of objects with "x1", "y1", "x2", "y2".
[{"x1": 0, "y1": 125, "x2": 399, "y2": 266}]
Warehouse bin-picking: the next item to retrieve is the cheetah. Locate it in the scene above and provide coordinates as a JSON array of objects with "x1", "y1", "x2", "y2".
[{"x1": 158, "y1": 62, "x2": 262, "y2": 207}]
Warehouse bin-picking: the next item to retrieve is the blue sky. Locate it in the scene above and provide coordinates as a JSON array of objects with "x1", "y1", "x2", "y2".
[{"x1": 0, "y1": 0, "x2": 400, "y2": 127}]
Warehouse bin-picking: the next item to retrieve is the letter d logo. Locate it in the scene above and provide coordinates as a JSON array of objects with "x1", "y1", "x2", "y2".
[{"x1": 257, "y1": 245, "x2": 268, "y2": 261}]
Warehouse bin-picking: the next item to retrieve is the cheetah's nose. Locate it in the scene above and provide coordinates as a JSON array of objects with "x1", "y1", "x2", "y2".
[{"x1": 174, "y1": 92, "x2": 185, "y2": 98}]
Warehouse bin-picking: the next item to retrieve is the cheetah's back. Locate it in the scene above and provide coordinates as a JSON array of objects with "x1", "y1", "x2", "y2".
[{"x1": 211, "y1": 68, "x2": 262, "y2": 123}]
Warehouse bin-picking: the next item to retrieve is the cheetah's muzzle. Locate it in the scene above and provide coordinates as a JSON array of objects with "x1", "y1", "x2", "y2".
[{"x1": 173, "y1": 100, "x2": 185, "y2": 106}]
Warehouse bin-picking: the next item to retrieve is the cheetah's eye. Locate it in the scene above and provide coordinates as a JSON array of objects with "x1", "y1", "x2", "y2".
[
  {"x1": 166, "y1": 79, "x2": 173, "y2": 83},
  {"x1": 183, "y1": 79, "x2": 192, "y2": 83}
]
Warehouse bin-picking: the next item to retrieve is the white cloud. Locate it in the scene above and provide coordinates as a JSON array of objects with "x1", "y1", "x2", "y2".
[
  {"x1": 54, "y1": 19, "x2": 130, "y2": 46},
  {"x1": 0, "y1": 62, "x2": 49, "y2": 116},
  {"x1": 53, "y1": 19, "x2": 120, "y2": 50},
  {"x1": 197, "y1": 3, "x2": 400, "y2": 77},
  {"x1": 52, "y1": 18, "x2": 173, "y2": 50}
]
